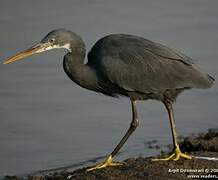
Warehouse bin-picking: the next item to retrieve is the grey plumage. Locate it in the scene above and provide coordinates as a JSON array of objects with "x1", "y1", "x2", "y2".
[
  {"x1": 39, "y1": 30, "x2": 214, "y2": 101},
  {"x1": 82, "y1": 33, "x2": 213, "y2": 101},
  {"x1": 5, "y1": 29, "x2": 215, "y2": 167}
]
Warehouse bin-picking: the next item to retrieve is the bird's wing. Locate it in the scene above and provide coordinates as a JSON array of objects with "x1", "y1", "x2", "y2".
[
  {"x1": 141, "y1": 39, "x2": 194, "y2": 66},
  {"x1": 98, "y1": 48, "x2": 193, "y2": 93},
  {"x1": 88, "y1": 35, "x2": 211, "y2": 93}
]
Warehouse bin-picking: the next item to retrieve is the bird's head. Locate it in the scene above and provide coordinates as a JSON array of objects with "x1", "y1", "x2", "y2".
[{"x1": 3, "y1": 29, "x2": 85, "y2": 64}]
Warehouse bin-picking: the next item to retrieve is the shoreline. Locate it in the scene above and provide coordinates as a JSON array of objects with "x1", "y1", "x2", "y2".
[{"x1": 4, "y1": 128, "x2": 218, "y2": 180}]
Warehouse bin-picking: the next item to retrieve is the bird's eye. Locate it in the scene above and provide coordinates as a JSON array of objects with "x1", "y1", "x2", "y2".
[{"x1": 49, "y1": 39, "x2": 55, "y2": 43}]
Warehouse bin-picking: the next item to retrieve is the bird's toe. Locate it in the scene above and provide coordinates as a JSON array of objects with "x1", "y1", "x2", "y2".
[
  {"x1": 86, "y1": 155, "x2": 123, "y2": 172},
  {"x1": 152, "y1": 146, "x2": 192, "y2": 161}
]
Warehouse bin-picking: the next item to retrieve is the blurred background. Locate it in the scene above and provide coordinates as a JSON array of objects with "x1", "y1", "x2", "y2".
[{"x1": 0, "y1": 0, "x2": 217, "y2": 177}]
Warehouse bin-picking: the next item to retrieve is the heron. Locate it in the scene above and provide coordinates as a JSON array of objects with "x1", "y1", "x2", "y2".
[{"x1": 4, "y1": 29, "x2": 214, "y2": 171}]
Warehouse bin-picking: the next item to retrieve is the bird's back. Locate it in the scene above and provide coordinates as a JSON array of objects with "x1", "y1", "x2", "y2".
[{"x1": 88, "y1": 34, "x2": 214, "y2": 99}]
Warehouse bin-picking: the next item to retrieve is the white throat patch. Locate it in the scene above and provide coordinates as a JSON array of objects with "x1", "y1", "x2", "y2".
[
  {"x1": 58, "y1": 43, "x2": 71, "y2": 52},
  {"x1": 36, "y1": 43, "x2": 72, "y2": 53},
  {"x1": 52, "y1": 43, "x2": 71, "y2": 52}
]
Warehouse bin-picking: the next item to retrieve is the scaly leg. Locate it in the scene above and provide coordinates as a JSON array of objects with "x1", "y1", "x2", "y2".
[
  {"x1": 87, "y1": 99, "x2": 139, "y2": 171},
  {"x1": 152, "y1": 101, "x2": 192, "y2": 161}
]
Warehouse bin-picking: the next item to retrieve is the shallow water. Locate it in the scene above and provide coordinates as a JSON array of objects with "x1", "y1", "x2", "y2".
[{"x1": 0, "y1": 0, "x2": 217, "y2": 177}]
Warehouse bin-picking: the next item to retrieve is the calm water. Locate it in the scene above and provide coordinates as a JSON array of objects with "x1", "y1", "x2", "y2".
[{"x1": 0, "y1": 0, "x2": 217, "y2": 177}]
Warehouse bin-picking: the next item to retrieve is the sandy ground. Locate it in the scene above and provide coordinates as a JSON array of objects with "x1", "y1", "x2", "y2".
[{"x1": 4, "y1": 129, "x2": 218, "y2": 180}]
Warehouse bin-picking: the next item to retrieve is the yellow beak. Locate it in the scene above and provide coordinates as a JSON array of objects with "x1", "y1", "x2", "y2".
[{"x1": 3, "y1": 43, "x2": 51, "y2": 64}]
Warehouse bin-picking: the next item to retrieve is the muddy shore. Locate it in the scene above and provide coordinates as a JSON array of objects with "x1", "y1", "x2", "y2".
[{"x1": 4, "y1": 129, "x2": 218, "y2": 180}]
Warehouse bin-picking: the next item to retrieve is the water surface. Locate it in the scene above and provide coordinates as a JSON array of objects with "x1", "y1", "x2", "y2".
[{"x1": 0, "y1": 0, "x2": 217, "y2": 177}]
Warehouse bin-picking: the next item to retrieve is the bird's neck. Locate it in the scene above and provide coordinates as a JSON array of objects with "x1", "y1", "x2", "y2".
[{"x1": 63, "y1": 48, "x2": 98, "y2": 91}]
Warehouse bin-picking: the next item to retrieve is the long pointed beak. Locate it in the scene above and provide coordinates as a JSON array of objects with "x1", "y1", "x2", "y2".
[{"x1": 3, "y1": 42, "x2": 51, "y2": 64}]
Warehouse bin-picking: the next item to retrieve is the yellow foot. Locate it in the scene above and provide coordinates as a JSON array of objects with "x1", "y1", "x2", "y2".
[
  {"x1": 86, "y1": 155, "x2": 123, "y2": 172},
  {"x1": 152, "y1": 146, "x2": 192, "y2": 161}
]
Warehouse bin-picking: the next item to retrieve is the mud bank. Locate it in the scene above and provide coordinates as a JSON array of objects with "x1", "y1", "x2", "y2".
[{"x1": 4, "y1": 129, "x2": 218, "y2": 180}]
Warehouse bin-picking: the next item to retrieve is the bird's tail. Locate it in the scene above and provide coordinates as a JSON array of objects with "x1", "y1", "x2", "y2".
[
  {"x1": 191, "y1": 62, "x2": 215, "y2": 89},
  {"x1": 207, "y1": 74, "x2": 215, "y2": 87},
  {"x1": 200, "y1": 74, "x2": 215, "y2": 89}
]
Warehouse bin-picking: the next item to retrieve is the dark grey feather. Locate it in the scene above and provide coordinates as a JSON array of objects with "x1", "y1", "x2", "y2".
[{"x1": 88, "y1": 34, "x2": 214, "y2": 99}]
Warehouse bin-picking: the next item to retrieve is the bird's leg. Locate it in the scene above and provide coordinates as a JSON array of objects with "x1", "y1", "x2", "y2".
[
  {"x1": 152, "y1": 101, "x2": 192, "y2": 161},
  {"x1": 87, "y1": 100, "x2": 139, "y2": 171}
]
